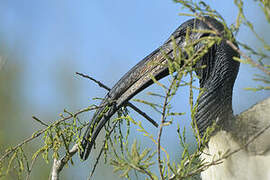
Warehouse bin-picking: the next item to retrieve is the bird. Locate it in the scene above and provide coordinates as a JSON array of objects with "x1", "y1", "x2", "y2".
[{"x1": 80, "y1": 16, "x2": 270, "y2": 179}]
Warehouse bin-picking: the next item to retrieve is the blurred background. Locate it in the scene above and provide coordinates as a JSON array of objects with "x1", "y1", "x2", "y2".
[{"x1": 0, "y1": 0, "x2": 269, "y2": 179}]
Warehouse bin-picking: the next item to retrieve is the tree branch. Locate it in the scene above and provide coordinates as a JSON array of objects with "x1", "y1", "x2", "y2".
[{"x1": 50, "y1": 144, "x2": 78, "y2": 180}]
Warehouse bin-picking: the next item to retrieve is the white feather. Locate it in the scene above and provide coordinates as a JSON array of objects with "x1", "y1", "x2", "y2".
[{"x1": 200, "y1": 97, "x2": 270, "y2": 180}]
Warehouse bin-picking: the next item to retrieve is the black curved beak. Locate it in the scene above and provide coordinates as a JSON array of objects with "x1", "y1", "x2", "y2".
[
  {"x1": 80, "y1": 16, "x2": 230, "y2": 161},
  {"x1": 80, "y1": 44, "x2": 177, "y2": 160}
]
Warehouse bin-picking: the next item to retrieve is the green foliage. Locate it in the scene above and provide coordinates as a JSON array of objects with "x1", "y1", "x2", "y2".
[
  {"x1": 0, "y1": 104, "x2": 97, "y2": 179},
  {"x1": 110, "y1": 140, "x2": 157, "y2": 179}
]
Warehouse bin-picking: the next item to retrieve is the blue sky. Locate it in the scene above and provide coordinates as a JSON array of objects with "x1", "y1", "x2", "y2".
[
  {"x1": 0, "y1": 0, "x2": 269, "y2": 179},
  {"x1": 1, "y1": 0, "x2": 268, "y2": 111}
]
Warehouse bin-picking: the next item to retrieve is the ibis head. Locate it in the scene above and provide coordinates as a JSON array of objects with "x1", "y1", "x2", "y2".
[{"x1": 80, "y1": 16, "x2": 240, "y2": 160}]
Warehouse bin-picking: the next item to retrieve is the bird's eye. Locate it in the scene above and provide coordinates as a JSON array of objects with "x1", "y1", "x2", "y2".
[{"x1": 201, "y1": 33, "x2": 210, "y2": 38}]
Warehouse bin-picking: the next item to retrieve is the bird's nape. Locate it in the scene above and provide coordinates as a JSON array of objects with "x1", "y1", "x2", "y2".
[{"x1": 80, "y1": 16, "x2": 240, "y2": 160}]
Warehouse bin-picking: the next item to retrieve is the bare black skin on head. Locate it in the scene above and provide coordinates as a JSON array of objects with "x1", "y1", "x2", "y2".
[{"x1": 80, "y1": 16, "x2": 240, "y2": 160}]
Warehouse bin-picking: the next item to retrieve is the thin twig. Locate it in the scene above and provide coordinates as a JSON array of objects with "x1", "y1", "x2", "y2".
[
  {"x1": 128, "y1": 164, "x2": 155, "y2": 180},
  {"x1": 126, "y1": 103, "x2": 158, "y2": 127},
  {"x1": 226, "y1": 40, "x2": 270, "y2": 76},
  {"x1": 32, "y1": 116, "x2": 49, "y2": 127},
  {"x1": 26, "y1": 150, "x2": 41, "y2": 180},
  {"x1": 157, "y1": 73, "x2": 178, "y2": 180},
  {"x1": 157, "y1": 74, "x2": 183, "y2": 179},
  {"x1": 76, "y1": 72, "x2": 110, "y2": 91},
  {"x1": 157, "y1": 94, "x2": 169, "y2": 180}
]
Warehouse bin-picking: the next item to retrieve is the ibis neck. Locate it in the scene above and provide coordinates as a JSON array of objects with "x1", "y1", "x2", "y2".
[
  {"x1": 195, "y1": 85, "x2": 234, "y2": 137},
  {"x1": 195, "y1": 41, "x2": 239, "y2": 137}
]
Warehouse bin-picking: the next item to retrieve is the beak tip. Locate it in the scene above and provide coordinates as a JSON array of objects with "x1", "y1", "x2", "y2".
[{"x1": 80, "y1": 138, "x2": 91, "y2": 160}]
